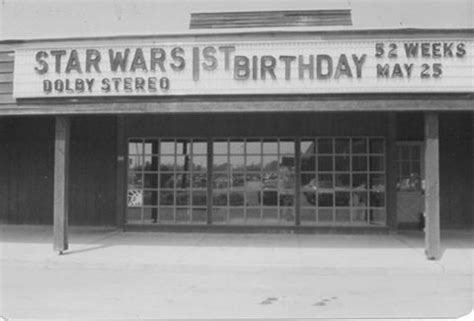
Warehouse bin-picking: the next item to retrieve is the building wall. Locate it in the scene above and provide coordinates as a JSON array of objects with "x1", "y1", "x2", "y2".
[
  {"x1": 397, "y1": 112, "x2": 473, "y2": 229},
  {"x1": 0, "y1": 115, "x2": 117, "y2": 225}
]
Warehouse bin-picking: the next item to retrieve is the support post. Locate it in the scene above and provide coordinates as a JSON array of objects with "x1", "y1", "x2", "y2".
[
  {"x1": 53, "y1": 116, "x2": 70, "y2": 253},
  {"x1": 207, "y1": 140, "x2": 213, "y2": 225},
  {"x1": 424, "y1": 112, "x2": 441, "y2": 260},
  {"x1": 116, "y1": 116, "x2": 126, "y2": 229},
  {"x1": 294, "y1": 138, "x2": 301, "y2": 226},
  {"x1": 386, "y1": 113, "x2": 398, "y2": 232}
]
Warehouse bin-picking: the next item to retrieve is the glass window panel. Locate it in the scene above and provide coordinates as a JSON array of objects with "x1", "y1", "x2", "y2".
[
  {"x1": 335, "y1": 191, "x2": 350, "y2": 206},
  {"x1": 370, "y1": 156, "x2": 385, "y2": 171},
  {"x1": 301, "y1": 183, "x2": 317, "y2": 207},
  {"x1": 263, "y1": 140, "x2": 278, "y2": 154},
  {"x1": 176, "y1": 156, "x2": 192, "y2": 171},
  {"x1": 213, "y1": 141, "x2": 228, "y2": 154},
  {"x1": 126, "y1": 207, "x2": 142, "y2": 222},
  {"x1": 262, "y1": 190, "x2": 278, "y2": 206},
  {"x1": 191, "y1": 208, "x2": 207, "y2": 222},
  {"x1": 352, "y1": 174, "x2": 368, "y2": 189},
  {"x1": 352, "y1": 138, "x2": 367, "y2": 154},
  {"x1": 301, "y1": 173, "x2": 315, "y2": 186},
  {"x1": 191, "y1": 190, "x2": 207, "y2": 206},
  {"x1": 143, "y1": 191, "x2": 158, "y2": 206},
  {"x1": 263, "y1": 155, "x2": 279, "y2": 171},
  {"x1": 213, "y1": 173, "x2": 229, "y2": 189},
  {"x1": 335, "y1": 156, "x2": 350, "y2": 171},
  {"x1": 144, "y1": 173, "x2": 158, "y2": 188},
  {"x1": 411, "y1": 146, "x2": 421, "y2": 160},
  {"x1": 176, "y1": 140, "x2": 191, "y2": 155},
  {"x1": 229, "y1": 141, "x2": 245, "y2": 154},
  {"x1": 229, "y1": 191, "x2": 245, "y2": 206},
  {"x1": 231, "y1": 174, "x2": 245, "y2": 188},
  {"x1": 318, "y1": 156, "x2": 333, "y2": 172},
  {"x1": 128, "y1": 172, "x2": 142, "y2": 189},
  {"x1": 192, "y1": 174, "x2": 207, "y2": 189},
  {"x1": 412, "y1": 161, "x2": 421, "y2": 175},
  {"x1": 370, "y1": 138, "x2": 384, "y2": 154},
  {"x1": 318, "y1": 193, "x2": 334, "y2": 206},
  {"x1": 229, "y1": 208, "x2": 244, "y2": 224},
  {"x1": 213, "y1": 156, "x2": 229, "y2": 171},
  {"x1": 370, "y1": 209, "x2": 386, "y2": 225},
  {"x1": 144, "y1": 155, "x2": 159, "y2": 171},
  {"x1": 192, "y1": 155, "x2": 207, "y2": 172},
  {"x1": 279, "y1": 192, "x2": 294, "y2": 207},
  {"x1": 301, "y1": 156, "x2": 316, "y2": 171},
  {"x1": 401, "y1": 161, "x2": 411, "y2": 176},
  {"x1": 246, "y1": 172, "x2": 262, "y2": 183},
  {"x1": 246, "y1": 140, "x2": 261, "y2": 154},
  {"x1": 263, "y1": 173, "x2": 278, "y2": 189},
  {"x1": 127, "y1": 189, "x2": 143, "y2": 207},
  {"x1": 213, "y1": 192, "x2": 228, "y2": 206},
  {"x1": 280, "y1": 155, "x2": 295, "y2": 169},
  {"x1": 212, "y1": 208, "x2": 227, "y2": 223},
  {"x1": 352, "y1": 208, "x2": 368, "y2": 223},
  {"x1": 246, "y1": 190, "x2": 261, "y2": 206},
  {"x1": 335, "y1": 138, "x2": 350, "y2": 154},
  {"x1": 175, "y1": 173, "x2": 191, "y2": 188},
  {"x1": 279, "y1": 171, "x2": 295, "y2": 189},
  {"x1": 318, "y1": 209, "x2": 333, "y2": 222},
  {"x1": 230, "y1": 155, "x2": 245, "y2": 171},
  {"x1": 301, "y1": 209, "x2": 316, "y2": 222},
  {"x1": 400, "y1": 146, "x2": 410, "y2": 160},
  {"x1": 159, "y1": 190, "x2": 174, "y2": 205},
  {"x1": 280, "y1": 208, "x2": 295, "y2": 224},
  {"x1": 335, "y1": 174, "x2": 350, "y2": 188},
  {"x1": 352, "y1": 191, "x2": 368, "y2": 207},
  {"x1": 128, "y1": 155, "x2": 144, "y2": 171},
  {"x1": 370, "y1": 174, "x2": 385, "y2": 191},
  {"x1": 144, "y1": 140, "x2": 159, "y2": 154},
  {"x1": 262, "y1": 208, "x2": 278, "y2": 221},
  {"x1": 370, "y1": 192, "x2": 385, "y2": 207},
  {"x1": 318, "y1": 138, "x2": 333, "y2": 154},
  {"x1": 280, "y1": 141, "x2": 295, "y2": 154},
  {"x1": 158, "y1": 207, "x2": 174, "y2": 221},
  {"x1": 352, "y1": 156, "x2": 367, "y2": 172},
  {"x1": 335, "y1": 209, "x2": 350, "y2": 222},
  {"x1": 192, "y1": 141, "x2": 207, "y2": 154},
  {"x1": 247, "y1": 208, "x2": 261, "y2": 220},
  {"x1": 317, "y1": 174, "x2": 333, "y2": 189},
  {"x1": 246, "y1": 155, "x2": 262, "y2": 171},
  {"x1": 176, "y1": 190, "x2": 190, "y2": 206},
  {"x1": 160, "y1": 141, "x2": 175, "y2": 154},
  {"x1": 128, "y1": 140, "x2": 143, "y2": 155},
  {"x1": 176, "y1": 208, "x2": 190, "y2": 222},
  {"x1": 301, "y1": 140, "x2": 315, "y2": 155},
  {"x1": 160, "y1": 172, "x2": 174, "y2": 188},
  {"x1": 160, "y1": 156, "x2": 175, "y2": 171}
]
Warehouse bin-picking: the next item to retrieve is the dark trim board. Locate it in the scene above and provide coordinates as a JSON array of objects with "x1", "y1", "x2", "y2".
[{"x1": 124, "y1": 224, "x2": 390, "y2": 235}]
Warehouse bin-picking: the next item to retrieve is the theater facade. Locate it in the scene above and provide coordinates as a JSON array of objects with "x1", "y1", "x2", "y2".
[{"x1": 0, "y1": 19, "x2": 473, "y2": 258}]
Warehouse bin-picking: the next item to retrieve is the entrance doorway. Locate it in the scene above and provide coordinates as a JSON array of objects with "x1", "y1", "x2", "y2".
[{"x1": 396, "y1": 142, "x2": 425, "y2": 227}]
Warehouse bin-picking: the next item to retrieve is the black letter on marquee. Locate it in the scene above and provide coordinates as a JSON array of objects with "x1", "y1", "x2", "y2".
[
  {"x1": 109, "y1": 49, "x2": 130, "y2": 72},
  {"x1": 202, "y1": 46, "x2": 217, "y2": 71},
  {"x1": 86, "y1": 49, "x2": 101, "y2": 73},
  {"x1": 131, "y1": 48, "x2": 148, "y2": 72},
  {"x1": 218, "y1": 46, "x2": 236, "y2": 71},
  {"x1": 35, "y1": 51, "x2": 49, "y2": 75},
  {"x1": 50, "y1": 50, "x2": 66, "y2": 73},
  {"x1": 150, "y1": 48, "x2": 166, "y2": 72},
  {"x1": 279, "y1": 56, "x2": 296, "y2": 80},
  {"x1": 352, "y1": 54, "x2": 366, "y2": 78},
  {"x1": 170, "y1": 47, "x2": 185, "y2": 71},
  {"x1": 334, "y1": 54, "x2": 353, "y2": 79},
  {"x1": 65, "y1": 50, "x2": 82, "y2": 74},
  {"x1": 316, "y1": 55, "x2": 333, "y2": 79}
]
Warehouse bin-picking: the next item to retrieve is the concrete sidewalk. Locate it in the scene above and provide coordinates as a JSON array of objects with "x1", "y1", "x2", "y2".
[{"x1": 0, "y1": 225, "x2": 472, "y2": 320}]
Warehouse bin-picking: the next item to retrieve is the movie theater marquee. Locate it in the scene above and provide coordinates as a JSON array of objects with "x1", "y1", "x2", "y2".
[{"x1": 13, "y1": 39, "x2": 473, "y2": 98}]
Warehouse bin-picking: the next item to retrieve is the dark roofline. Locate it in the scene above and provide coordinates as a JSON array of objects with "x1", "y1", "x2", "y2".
[{"x1": 1, "y1": 27, "x2": 473, "y2": 45}]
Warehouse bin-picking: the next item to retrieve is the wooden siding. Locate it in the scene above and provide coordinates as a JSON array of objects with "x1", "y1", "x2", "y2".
[
  {"x1": 0, "y1": 115, "x2": 118, "y2": 225},
  {"x1": 189, "y1": 10, "x2": 352, "y2": 29},
  {"x1": 439, "y1": 113, "x2": 473, "y2": 228},
  {"x1": 0, "y1": 49, "x2": 14, "y2": 106}
]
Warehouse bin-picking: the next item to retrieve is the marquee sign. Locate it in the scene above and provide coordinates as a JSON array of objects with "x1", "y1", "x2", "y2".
[{"x1": 13, "y1": 39, "x2": 473, "y2": 98}]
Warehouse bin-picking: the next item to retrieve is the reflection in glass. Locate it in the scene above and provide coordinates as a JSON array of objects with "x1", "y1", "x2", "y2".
[
  {"x1": 246, "y1": 141, "x2": 261, "y2": 154},
  {"x1": 352, "y1": 156, "x2": 367, "y2": 171},
  {"x1": 230, "y1": 155, "x2": 245, "y2": 171},
  {"x1": 176, "y1": 208, "x2": 190, "y2": 222},
  {"x1": 213, "y1": 192, "x2": 228, "y2": 206},
  {"x1": 263, "y1": 141, "x2": 278, "y2": 154},
  {"x1": 263, "y1": 155, "x2": 279, "y2": 171},
  {"x1": 301, "y1": 209, "x2": 316, "y2": 222},
  {"x1": 370, "y1": 192, "x2": 385, "y2": 207},
  {"x1": 246, "y1": 155, "x2": 262, "y2": 171},
  {"x1": 191, "y1": 156, "x2": 207, "y2": 171},
  {"x1": 231, "y1": 174, "x2": 245, "y2": 188},
  {"x1": 370, "y1": 156, "x2": 385, "y2": 171},
  {"x1": 280, "y1": 141, "x2": 295, "y2": 154},
  {"x1": 128, "y1": 140, "x2": 143, "y2": 155},
  {"x1": 317, "y1": 174, "x2": 333, "y2": 189},
  {"x1": 229, "y1": 191, "x2": 245, "y2": 206},
  {"x1": 370, "y1": 209, "x2": 386, "y2": 225},
  {"x1": 213, "y1": 173, "x2": 229, "y2": 189},
  {"x1": 245, "y1": 190, "x2": 261, "y2": 206},
  {"x1": 229, "y1": 141, "x2": 245, "y2": 154},
  {"x1": 213, "y1": 156, "x2": 229, "y2": 171},
  {"x1": 192, "y1": 174, "x2": 207, "y2": 188},
  {"x1": 352, "y1": 174, "x2": 367, "y2": 189},
  {"x1": 128, "y1": 172, "x2": 142, "y2": 189},
  {"x1": 160, "y1": 156, "x2": 175, "y2": 171},
  {"x1": 128, "y1": 155, "x2": 143, "y2": 171},
  {"x1": 143, "y1": 191, "x2": 158, "y2": 206},
  {"x1": 335, "y1": 209, "x2": 350, "y2": 222},
  {"x1": 213, "y1": 141, "x2": 228, "y2": 154},
  {"x1": 352, "y1": 191, "x2": 367, "y2": 207},
  {"x1": 370, "y1": 174, "x2": 385, "y2": 191},
  {"x1": 301, "y1": 156, "x2": 316, "y2": 171},
  {"x1": 175, "y1": 173, "x2": 191, "y2": 188},
  {"x1": 352, "y1": 208, "x2": 367, "y2": 223},
  {"x1": 191, "y1": 190, "x2": 207, "y2": 206},
  {"x1": 160, "y1": 172, "x2": 174, "y2": 188},
  {"x1": 318, "y1": 193, "x2": 334, "y2": 206},
  {"x1": 192, "y1": 141, "x2": 207, "y2": 154},
  {"x1": 176, "y1": 190, "x2": 190, "y2": 205},
  {"x1": 144, "y1": 174, "x2": 158, "y2": 188},
  {"x1": 335, "y1": 191, "x2": 350, "y2": 206},
  {"x1": 335, "y1": 174, "x2": 350, "y2": 188},
  {"x1": 318, "y1": 209, "x2": 333, "y2": 222},
  {"x1": 301, "y1": 140, "x2": 315, "y2": 155},
  {"x1": 160, "y1": 190, "x2": 174, "y2": 205},
  {"x1": 160, "y1": 141, "x2": 175, "y2": 154},
  {"x1": 144, "y1": 155, "x2": 158, "y2": 171}
]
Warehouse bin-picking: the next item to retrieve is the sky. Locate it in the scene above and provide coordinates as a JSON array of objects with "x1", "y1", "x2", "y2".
[{"x1": 0, "y1": 0, "x2": 473, "y2": 40}]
